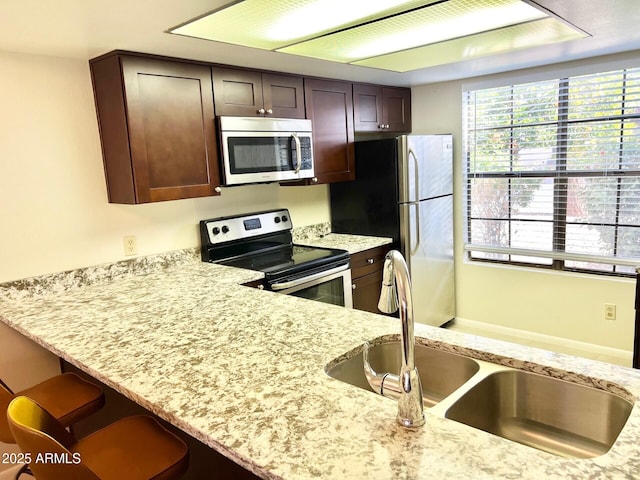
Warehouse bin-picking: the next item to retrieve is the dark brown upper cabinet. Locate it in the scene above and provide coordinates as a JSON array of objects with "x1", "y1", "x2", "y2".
[
  {"x1": 212, "y1": 67, "x2": 305, "y2": 118},
  {"x1": 90, "y1": 53, "x2": 221, "y2": 204},
  {"x1": 302, "y1": 78, "x2": 355, "y2": 185},
  {"x1": 353, "y1": 84, "x2": 412, "y2": 133}
]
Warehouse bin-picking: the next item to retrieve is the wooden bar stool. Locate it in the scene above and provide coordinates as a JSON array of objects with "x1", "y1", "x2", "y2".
[
  {"x1": 1, "y1": 373, "x2": 104, "y2": 444},
  {"x1": 8, "y1": 396, "x2": 189, "y2": 480}
]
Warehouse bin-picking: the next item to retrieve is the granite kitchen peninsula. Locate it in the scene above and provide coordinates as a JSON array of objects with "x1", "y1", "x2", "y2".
[{"x1": 1, "y1": 246, "x2": 640, "y2": 479}]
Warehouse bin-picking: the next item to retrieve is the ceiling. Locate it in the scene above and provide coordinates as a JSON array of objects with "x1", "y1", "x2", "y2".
[{"x1": 1, "y1": 0, "x2": 640, "y2": 86}]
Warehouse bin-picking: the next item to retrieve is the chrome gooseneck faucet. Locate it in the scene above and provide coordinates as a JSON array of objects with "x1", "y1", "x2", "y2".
[{"x1": 363, "y1": 250, "x2": 425, "y2": 428}]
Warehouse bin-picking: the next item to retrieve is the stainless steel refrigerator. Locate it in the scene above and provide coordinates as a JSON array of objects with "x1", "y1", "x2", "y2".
[{"x1": 329, "y1": 134, "x2": 454, "y2": 326}]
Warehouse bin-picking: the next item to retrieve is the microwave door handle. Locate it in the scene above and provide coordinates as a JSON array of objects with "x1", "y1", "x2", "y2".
[{"x1": 291, "y1": 133, "x2": 302, "y2": 173}]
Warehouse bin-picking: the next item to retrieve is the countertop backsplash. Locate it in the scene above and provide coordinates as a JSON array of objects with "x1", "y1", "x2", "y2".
[
  {"x1": 291, "y1": 222, "x2": 332, "y2": 242},
  {"x1": 0, "y1": 248, "x2": 200, "y2": 302},
  {"x1": 0, "y1": 222, "x2": 344, "y2": 301}
]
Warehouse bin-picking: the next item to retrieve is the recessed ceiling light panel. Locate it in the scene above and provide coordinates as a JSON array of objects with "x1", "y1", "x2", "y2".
[
  {"x1": 278, "y1": 0, "x2": 547, "y2": 62},
  {"x1": 170, "y1": 0, "x2": 436, "y2": 50},
  {"x1": 169, "y1": 0, "x2": 588, "y2": 73},
  {"x1": 352, "y1": 17, "x2": 587, "y2": 72}
]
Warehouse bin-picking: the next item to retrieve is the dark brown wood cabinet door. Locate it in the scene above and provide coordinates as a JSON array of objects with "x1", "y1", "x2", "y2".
[
  {"x1": 122, "y1": 57, "x2": 220, "y2": 203},
  {"x1": 382, "y1": 87, "x2": 412, "y2": 133},
  {"x1": 304, "y1": 78, "x2": 355, "y2": 184},
  {"x1": 352, "y1": 270, "x2": 384, "y2": 313},
  {"x1": 212, "y1": 67, "x2": 264, "y2": 117},
  {"x1": 351, "y1": 245, "x2": 393, "y2": 313},
  {"x1": 353, "y1": 84, "x2": 382, "y2": 132},
  {"x1": 262, "y1": 73, "x2": 305, "y2": 119},
  {"x1": 91, "y1": 55, "x2": 136, "y2": 203}
]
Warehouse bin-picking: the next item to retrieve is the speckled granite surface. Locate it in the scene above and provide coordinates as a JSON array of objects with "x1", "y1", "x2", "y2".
[
  {"x1": 293, "y1": 231, "x2": 393, "y2": 254},
  {"x1": 2, "y1": 240, "x2": 640, "y2": 479},
  {"x1": 0, "y1": 248, "x2": 202, "y2": 301},
  {"x1": 291, "y1": 223, "x2": 332, "y2": 242}
]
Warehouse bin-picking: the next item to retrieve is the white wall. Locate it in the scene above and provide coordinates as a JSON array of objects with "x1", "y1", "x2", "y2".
[
  {"x1": 411, "y1": 51, "x2": 639, "y2": 352},
  {"x1": 0, "y1": 51, "x2": 330, "y2": 284}
]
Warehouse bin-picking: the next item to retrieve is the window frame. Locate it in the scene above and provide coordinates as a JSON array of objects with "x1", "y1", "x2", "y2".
[{"x1": 464, "y1": 68, "x2": 640, "y2": 277}]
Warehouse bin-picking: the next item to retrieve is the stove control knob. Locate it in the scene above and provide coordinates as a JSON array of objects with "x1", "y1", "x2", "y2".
[
  {"x1": 274, "y1": 216, "x2": 281, "y2": 224},
  {"x1": 212, "y1": 227, "x2": 220, "y2": 235},
  {"x1": 281, "y1": 215, "x2": 288, "y2": 222},
  {"x1": 222, "y1": 225, "x2": 230, "y2": 234}
]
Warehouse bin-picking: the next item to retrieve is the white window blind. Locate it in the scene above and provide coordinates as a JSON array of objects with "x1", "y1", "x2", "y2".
[{"x1": 464, "y1": 67, "x2": 640, "y2": 275}]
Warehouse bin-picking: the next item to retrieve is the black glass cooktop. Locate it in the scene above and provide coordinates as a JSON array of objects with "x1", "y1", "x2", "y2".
[{"x1": 216, "y1": 244, "x2": 349, "y2": 280}]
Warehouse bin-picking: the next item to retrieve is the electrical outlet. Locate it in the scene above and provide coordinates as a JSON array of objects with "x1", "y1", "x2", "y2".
[
  {"x1": 604, "y1": 303, "x2": 616, "y2": 321},
  {"x1": 123, "y1": 235, "x2": 137, "y2": 256}
]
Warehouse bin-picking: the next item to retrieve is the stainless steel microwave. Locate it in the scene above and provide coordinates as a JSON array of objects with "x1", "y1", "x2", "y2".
[{"x1": 218, "y1": 116, "x2": 314, "y2": 185}]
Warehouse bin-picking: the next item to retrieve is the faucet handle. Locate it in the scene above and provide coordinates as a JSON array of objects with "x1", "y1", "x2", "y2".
[
  {"x1": 363, "y1": 342, "x2": 401, "y2": 399},
  {"x1": 363, "y1": 342, "x2": 385, "y2": 395}
]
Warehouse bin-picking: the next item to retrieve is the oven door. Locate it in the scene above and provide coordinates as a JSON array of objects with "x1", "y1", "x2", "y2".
[
  {"x1": 220, "y1": 130, "x2": 314, "y2": 185},
  {"x1": 270, "y1": 264, "x2": 353, "y2": 308}
]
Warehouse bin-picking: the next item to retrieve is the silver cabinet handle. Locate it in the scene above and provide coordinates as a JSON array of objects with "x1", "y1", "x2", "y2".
[
  {"x1": 266, "y1": 108, "x2": 273, "y2": 115},
  {"x1": 214, "y1": 186, "x2": 222, "y2": 193},
  {"x1": 367, "y1": 258, "x2": 374, "y2": 264},
  {"x1": 258, "y1": 108, "x2": 266, "y2": 114},
  {"x1": 352, "y1": 284, "x2": 356, "y2": 289},
  {"x1": 311, "y1": 177, "x2": 318, "y2": 183}
]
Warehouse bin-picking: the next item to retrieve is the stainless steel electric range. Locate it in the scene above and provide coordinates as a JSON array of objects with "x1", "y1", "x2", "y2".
[{"x1": 200, "y1": 209, "x2": 352, "y2": 308}]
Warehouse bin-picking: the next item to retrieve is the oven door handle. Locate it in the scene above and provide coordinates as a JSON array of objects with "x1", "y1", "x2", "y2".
[{"x1": 270, "y1": 264, "x2": 349, "y2": 291}]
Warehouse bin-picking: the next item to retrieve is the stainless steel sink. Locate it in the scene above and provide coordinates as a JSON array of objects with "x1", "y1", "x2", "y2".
[
  {"x1": 327, "y1": 339, "x2": 635, "y2": 458},
  {"x1": 445, "y1": 370, "x2": 634, "y2": 459},
  {"x1": 326, "y1": 341, "x2": 480, "y2": 407}
]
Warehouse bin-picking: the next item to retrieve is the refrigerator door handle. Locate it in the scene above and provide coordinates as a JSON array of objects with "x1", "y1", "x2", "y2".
[
  {"x1": 411, "y1": 202, "x2": 421, "y2": 256},
  {"x1": 408, "y1": 148, "x2": 420, "y2": 203}
]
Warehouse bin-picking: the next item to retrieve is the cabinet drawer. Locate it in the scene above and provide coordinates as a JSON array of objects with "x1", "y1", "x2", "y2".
[{"x1": 350, "y1": 245, "x2": 392, "y2": 279}]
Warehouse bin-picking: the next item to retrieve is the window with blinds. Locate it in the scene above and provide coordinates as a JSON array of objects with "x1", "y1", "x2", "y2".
[{"x1": 464, "y1": 67, "x2": 640, "y2": 275}]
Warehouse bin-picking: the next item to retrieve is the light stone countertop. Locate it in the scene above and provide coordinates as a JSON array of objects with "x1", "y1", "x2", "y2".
[
  {"x1": 1, "y1": 243, "x2": 640, "y2": 479},
  {"x1": 294, "y1": 232, "x2": 393, "y2": 254}
]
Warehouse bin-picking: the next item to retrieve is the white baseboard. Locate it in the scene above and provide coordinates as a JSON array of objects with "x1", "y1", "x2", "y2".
[{"x1": 451, "y1": 317, "x2": 633, "y2": 366}]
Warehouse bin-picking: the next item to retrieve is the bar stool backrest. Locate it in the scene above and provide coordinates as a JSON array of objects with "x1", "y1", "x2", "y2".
[
  {"x1": 7, "y1": 396, "x2": 100, "y2": 480},
  {"x1": 0, "y1": 378, "x2": 16, "y2": 443}
]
